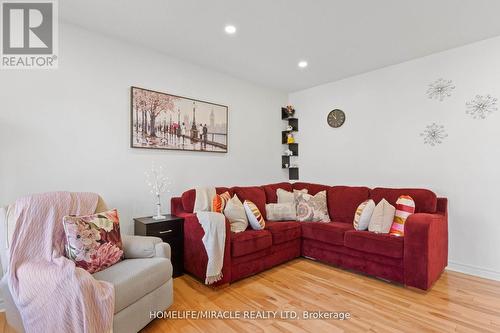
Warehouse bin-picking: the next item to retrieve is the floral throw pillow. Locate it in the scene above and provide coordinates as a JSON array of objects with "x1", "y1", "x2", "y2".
[
  {"x1": 63, "y1": 209, "x2": 124, "y2": 274},
  {"x1": 295, "y1": 190, "x2": 330, "y2": 222}
]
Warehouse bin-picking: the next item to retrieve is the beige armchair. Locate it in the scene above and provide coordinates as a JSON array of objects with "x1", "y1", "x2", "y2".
[{"x1": 0, "y1": 197, "x2": 173, "y2": 333}]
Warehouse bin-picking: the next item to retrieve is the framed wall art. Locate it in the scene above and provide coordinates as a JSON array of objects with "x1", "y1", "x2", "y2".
[{"x1": 131, "y1": 86, "x2": 228, "y2": 153}]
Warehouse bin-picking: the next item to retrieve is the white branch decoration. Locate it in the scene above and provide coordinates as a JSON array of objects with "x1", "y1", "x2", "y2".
[{"x1": 145, "y1": 163, "x2": 172, "y2": 220}]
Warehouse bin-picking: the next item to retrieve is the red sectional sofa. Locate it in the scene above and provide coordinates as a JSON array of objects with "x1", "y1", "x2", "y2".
[{"x1": 171, "y1": 182, "x2": 448, "y2": 290}]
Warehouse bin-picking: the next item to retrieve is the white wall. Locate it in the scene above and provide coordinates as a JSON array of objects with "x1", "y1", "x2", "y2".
[
  {"x1": 289, "y1": 36, "x2": 500, "y2": 280},
  {"x1": 0, "y1": 23, "x2": 287, "y2": 235}
]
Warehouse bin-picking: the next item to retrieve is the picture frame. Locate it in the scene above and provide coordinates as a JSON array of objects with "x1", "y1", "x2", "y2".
[{"x1": 130, "y1": 86, "x2": 228, "y2": 153}]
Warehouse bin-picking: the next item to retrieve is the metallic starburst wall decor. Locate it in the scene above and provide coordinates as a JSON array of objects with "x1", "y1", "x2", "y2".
[
  {"x1": 465, "y1": 94, "x2": 498, "y2": 119},
  {"x1": 420, "y1": 123, "x2": 448, "y2": 146},
  {"x1": 426, "y1": 78, "x2": 455, "y2": 101}
]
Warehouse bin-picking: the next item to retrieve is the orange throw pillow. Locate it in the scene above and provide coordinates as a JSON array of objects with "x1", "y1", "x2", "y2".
[{"x1": 212, "y1": 191, "x2": 231, "y2": 213}]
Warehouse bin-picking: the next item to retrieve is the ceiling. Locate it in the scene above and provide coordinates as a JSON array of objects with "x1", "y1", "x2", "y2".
[{"x1": 60, "y1": 0, "x2": 500, "y2": 92}]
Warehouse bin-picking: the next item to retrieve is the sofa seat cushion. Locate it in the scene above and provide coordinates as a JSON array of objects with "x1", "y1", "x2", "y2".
[
  {"x1": 301, "y1": 222, "x2": 353, "y2": 246},
  {"x1": 261, "y1": 182, "x2": 292, "y2": 203},
  {"x1": 265, "y1": 221, "x2": 301, "y2": 245},
  {"x1": 93, "y1": 257, "x2": 172, "y2": 313},
  {"x1": 370, "y1": 188, "x2": 437, "y2": 214},
  {"x1": 231, "y1": 230, "x2": 272, "y2": 257},
  {"x1": 344, "y1": 230, "x2": 404, "y2": 259}
]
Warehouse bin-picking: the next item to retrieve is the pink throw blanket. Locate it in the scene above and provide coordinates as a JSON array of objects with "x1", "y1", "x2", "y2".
[{"x1": 8, "y1": 192, "x2": 114, "y2": 333}]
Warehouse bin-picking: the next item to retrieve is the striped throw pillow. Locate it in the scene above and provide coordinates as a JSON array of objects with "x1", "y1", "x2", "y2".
[
  {"x1": 353, "y1": 199, "x2": 375, "y2": 230},
  {"x1": 389, "y1": 195, "x2": 415, "y2": 236},
  {"x1": 243, "y1": 200, "x2": 265, "y2": 230},
  {"x1": 212, "y1": 191, "x2": 231, "y2": 213}
]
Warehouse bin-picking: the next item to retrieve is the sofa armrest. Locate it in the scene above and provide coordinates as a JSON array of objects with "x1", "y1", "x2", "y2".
[
  {"x1": 155, "y1": 242, "x2": 171, "y2": 260},
  {"x1": 122, "y1": 235, "x2": 171, "y2": 260},
  {"x1": 404, "y1": 211, "x2": 448, "y2": 290}
]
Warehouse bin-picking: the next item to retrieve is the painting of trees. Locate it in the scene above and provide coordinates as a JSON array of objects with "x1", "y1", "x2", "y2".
[
  {"x1": 132, "y1": 87, "x2": 177, "y2": 139},
  {"x1": 131, "y1": 86, "x2": 228, "y2": 153}
]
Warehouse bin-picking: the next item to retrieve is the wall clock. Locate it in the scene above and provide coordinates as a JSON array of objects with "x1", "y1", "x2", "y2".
[{"x1": 327, "y1": 109, "x2": 346, "y2": 128}]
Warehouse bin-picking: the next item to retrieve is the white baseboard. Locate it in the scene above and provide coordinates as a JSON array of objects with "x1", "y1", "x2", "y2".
[{"x1": 447, "y1": 261, "x2": 500, "y2": 281}]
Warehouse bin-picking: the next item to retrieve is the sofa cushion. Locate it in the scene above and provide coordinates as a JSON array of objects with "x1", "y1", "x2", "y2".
[
  {"x1": 265, "y1": 221, "x2": 301, "y2": 245},
  {"x1": 224, "y1": 195, "x2": 249, "y2": 233},
  {"x1": 261, "y1": 182, "x2": 292, "y2": 203},
  {"x1": 389, "y1": 195, "x2": 415, "y2": 237},
  {"x1": 233, "y1": 186, "x2": 267, "y2": 220},
  {"x1": 301, "y1": 222, "x2": 353, "y2": 246},
  {"x1": 327, "y1": 186, "x2": 371, "y2": 223},
  {"x1": 368, "y1": 199, "x2": 396, "y2": 234},
  {"x1": 212, "y1": 191, "x2": 231, "y2": 213},
  {"x1": 344, "y1": 230, "x2": 404, "y2": 259},
  {"x1": 181, "y1": 187, "x2": 232, "y2": 213},
  {"x1": 63, "y1": 209, "x2": 124, "y2": 274},
  {"x1": 292, "y1": 182, "x2": 329, "y2": 195},
  {"x1": 296, "y1": 190, "x2": 329, "y2": 222},
  {"x1": 353, "y1": 199, "x2": 376, "y2": 231},
  {"x1": 93, "y1": 257, "x2": 172, "y2": 313},
  {"x1": 231, "y1": 230, "x2": 272, "y2": 257},
  {"x1": 244, "y1": 200, "x2": 265, "y2": 230},
  {"x1": 370, "y1": 187, "x2": 437, "y2": 214},
  {"x1": 265, "y1": 202, "x2": 296, "y2": 221}
]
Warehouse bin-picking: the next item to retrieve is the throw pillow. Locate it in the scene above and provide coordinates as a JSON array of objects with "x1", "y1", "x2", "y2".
[
  {"x1": 243, "y1": 200, "x2": 265, "y2": 230},
  {"x1": 368, "y1": 199, "x2": 396, "y2": 234},
  {"x1": 389, "y1": 195, "x2": 415, "y2": 236},
  {"x1": 212, "y1": 191, "x2": 231, "y2": 213},
  {"x1": 63, "y1": 209, "x2": 124, "y2": 274},
  {"x1": 353, "y1": 199, "x2": 376, "y2": 230},
  {"x1": 265, "y1": 203, "x2": 296, "y2": 221},
  {"x1": 295, "y1": 190, "x2": 329, "y2": 222},
  {"x1": 223, "y1": 195, "x2": 248, "y2": 233},
  {"x1": 276, "y1": 188, "x2": 307, "y2": 204}
]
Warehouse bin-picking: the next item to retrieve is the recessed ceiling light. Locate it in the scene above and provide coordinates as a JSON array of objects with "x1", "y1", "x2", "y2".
[
  {"x1": 298, "y1": 61, "x2": 308, "y2": 68},
  {"x1": 224, "y1": 25, "x2": 237, "y2": 34}
]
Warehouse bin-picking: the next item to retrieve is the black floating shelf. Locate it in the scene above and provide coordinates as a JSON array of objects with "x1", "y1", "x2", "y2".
[
  {"x1": 287, "y1": 118, "x2": 299, "y2": 131},
  {"x1": 282, "y1": 107, "x2": 299, "y2": 181},
  {"x1": 289, "y1": 167, "x2": 299, "y2": 180},
  {"x1": 281, "y1": 107, "x2": 297, "y2": 120},
  {"x1": 281, "y1": 130, "x2": 297, "y2": 144},
  {"x1": 286, "y1": 143, "x2": 298, "y2": 156},
  {"x1": 281, "y1": 155, "x2": 297, "y2": 168}
]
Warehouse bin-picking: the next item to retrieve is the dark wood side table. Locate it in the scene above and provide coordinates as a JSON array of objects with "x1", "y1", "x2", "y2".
[{"x1": 134, "y1": 215, "x2": 184, "y2": 277}]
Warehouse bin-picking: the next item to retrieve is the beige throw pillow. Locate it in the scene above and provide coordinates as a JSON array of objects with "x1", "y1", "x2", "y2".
[
  {"x1": 223, "y1": 195, "x2": 248, "y2": 233},
  {"x1": 265, "y1": 203, "x2": 296, "y2": 221},
  {"x1": 295, "y1": 190, "x2": 329, "y2": 222},
  {"x1": 368, "y1": 199, "x2": 396, "y2": 234},
  {"x1": 276, "y1": 188, "x2": 307, "y2": 204}
]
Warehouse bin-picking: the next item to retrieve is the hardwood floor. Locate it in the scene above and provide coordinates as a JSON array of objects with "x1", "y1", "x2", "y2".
[
  {"x1": 1, "y1": 258, "x2": 499, "y2": 332},
  {"x1": 141, "y1": 259, "x2": 500, "y2": 333}
]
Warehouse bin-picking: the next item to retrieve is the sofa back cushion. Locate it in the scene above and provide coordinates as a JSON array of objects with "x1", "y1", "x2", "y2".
[
  {"x1": 370, "y1": 187, "x2": 437, "y2": 213},
  {"x1": 181, "y1": 187, "x2": 233, "y2": 213},
  {"x1": 261, "y1": 182, "x2": 292, "y2": 203},
  {"x1": 327, "y1": 186, "x2": 371, "y2": 223},
  {"x1": 292, "y1": 182, "x2": 329, "y2": 195},
  {"x1": 232, "y1": 186, "x2": 267, "y2": 220}
]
